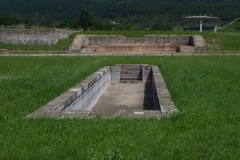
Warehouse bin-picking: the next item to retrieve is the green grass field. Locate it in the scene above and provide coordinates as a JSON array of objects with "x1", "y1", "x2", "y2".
[
  {"x1": 0, "y1": 56, "x2": 240, "y2": 159},
  {"x1": 1, "y1": 28, "x2": 240, "y2": 52}
]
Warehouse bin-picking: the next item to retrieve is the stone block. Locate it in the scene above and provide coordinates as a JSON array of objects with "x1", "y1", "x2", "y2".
[
  {"x1": 154, "y1": 82, "x2": 167, "y2": 89},
  {"x1": 110, "y1": 66, "x2": 121, "y2": 70},
  {"x1": 95, "y1": 71, "x2": 104, "y2": 78},
  {"x1": 69, "y1": 86, "x2": 85, "y2": 96},
  {"x1": 78, "y1": 81, "x2": 89, "y2": 91},
  {"x1": 157, "y1": 88, "x2": 170, "y2": 98}
]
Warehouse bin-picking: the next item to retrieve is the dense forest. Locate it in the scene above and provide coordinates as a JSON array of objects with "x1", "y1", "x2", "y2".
[{"x1": 0, "y1": 0, "x2": 239, "y2": 27}]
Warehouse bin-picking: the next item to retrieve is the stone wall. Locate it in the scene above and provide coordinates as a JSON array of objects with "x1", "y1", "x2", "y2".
[
  {"x1": 64, "y1": 67, "x2": 111, "y2": 111},
  {"x1": 0, "y1": 29, "x2": 73, "y2": 45},
  {"x1": 87, "y1": 35, "x2": 191, "y2": 45},
  {"x1": 151, "y1": 66, "x2": 177, "y2": 113},
  {"x1": 26, "y1": 66, "x2": 111, "y2": 118}
]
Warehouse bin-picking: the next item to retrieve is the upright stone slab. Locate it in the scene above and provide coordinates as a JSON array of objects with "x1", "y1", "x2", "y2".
[{"x1": 110, "y1": 65, "x2": 121, "y2": 83}]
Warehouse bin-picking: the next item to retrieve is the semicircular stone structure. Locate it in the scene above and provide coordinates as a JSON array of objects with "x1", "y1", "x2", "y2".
[
  {"x1": 69, "y1": 35, "x2": 208, "y2": 53},
  {"x1": 27, "y1": 64, "x2": 177, "y2": 119}
]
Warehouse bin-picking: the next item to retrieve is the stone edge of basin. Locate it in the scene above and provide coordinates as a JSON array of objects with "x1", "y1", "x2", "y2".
[
  {"x1": 68, "y1": 35, "x2": 208, "y2": 53},
  {"x1": 151, "y1": 65, "x2": 178, "y2": 114},
  {"x1": 26, "y1": 66, "x2": 110, "y2": 118}
]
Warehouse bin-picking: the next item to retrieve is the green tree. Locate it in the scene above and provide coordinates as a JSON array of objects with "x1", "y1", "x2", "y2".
[
  {"x1": 79, "y1": 9, "x2": 95, "y2": 30},
  {"x1": 151, "y1": 23, "x2": 173, "y2": 31}
]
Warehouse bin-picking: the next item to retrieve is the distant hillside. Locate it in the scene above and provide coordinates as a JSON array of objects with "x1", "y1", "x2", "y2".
[
  {"x1": 220, "y1": 18, "x2": 240, "y2": 30},
  {"x1": 0, "y1": 0, "x2": 239, "y2": 25}
]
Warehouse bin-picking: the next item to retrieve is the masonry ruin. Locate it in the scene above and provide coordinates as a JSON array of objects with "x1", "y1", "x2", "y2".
[
  {"x1": 0, "y1": 29, "x2": 73, "y2": 45},
  {"x1": 27, "y1": 64, "x2": 177, "y2": 118},
  {"x1": 69, "y1": 35, "x2": 208, "y2": 53}
]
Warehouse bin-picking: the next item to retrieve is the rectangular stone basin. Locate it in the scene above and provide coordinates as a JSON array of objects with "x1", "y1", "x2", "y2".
[{"x1": 27, "y1": 64, "x2": 177, "y2": 118}]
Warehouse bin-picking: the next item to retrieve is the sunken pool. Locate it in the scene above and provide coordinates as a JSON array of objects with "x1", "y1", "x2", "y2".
[{"x1": 27, "y1": 64, "x2": 177, "y2": 118}]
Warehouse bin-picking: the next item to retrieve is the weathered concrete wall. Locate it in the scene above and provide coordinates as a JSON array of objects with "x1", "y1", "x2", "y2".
[{"x1": 0, "y1": 29, "x2": 73, "y2": 45}]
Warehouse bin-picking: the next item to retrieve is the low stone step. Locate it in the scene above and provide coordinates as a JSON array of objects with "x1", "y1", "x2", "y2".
[
  {"x1": 121, "y1": 70, "x2": 142, "y2": 74},
  {"x1": 177, "y1": 46, "x2": 195, "y2": 52},
  {"x1": 96, "y1": 45, "x2": 177, "y2": 52},
  {"x1": 120, "y1": 80, "x2": 143, "y2": 84},
  {"x1": 120, "y1": 73, "x2": 141, "y2": 77},
  {"x1": 121, "y1": 66, "x2": 142, "y2": 69},
  {"x1": 121, "y1": 68, "x2": 141, "y2": 72},
  {"x1": 120, "y1": 77, "x2": 142, "y2": 80}
]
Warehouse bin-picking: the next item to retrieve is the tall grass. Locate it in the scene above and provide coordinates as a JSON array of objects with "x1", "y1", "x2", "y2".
[{"x1": 0, "y1": 56, "x2": 240, "y2": 159}]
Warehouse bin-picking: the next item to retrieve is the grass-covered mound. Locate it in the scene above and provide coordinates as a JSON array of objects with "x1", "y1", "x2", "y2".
[{"x1": 0, "y1": 56, "x2": 240, "y2": 159}]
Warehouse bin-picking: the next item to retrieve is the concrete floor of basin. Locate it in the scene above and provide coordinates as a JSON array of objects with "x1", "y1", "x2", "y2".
[{"x1": 90, "y1": 83, "x2": 154, "y2": 117}]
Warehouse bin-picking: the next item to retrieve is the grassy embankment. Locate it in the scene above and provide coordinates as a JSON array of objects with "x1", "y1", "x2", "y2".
[
  {"x1": 0, "y1": 56, "x2": 240, "y2": 159},
  {"x1": 0, "y1": 22, "x2": 240, "y2": 52}
]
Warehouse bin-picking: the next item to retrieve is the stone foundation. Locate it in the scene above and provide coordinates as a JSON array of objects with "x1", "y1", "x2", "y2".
[
  {"x1": 0, "y1": 29, "x2": 74, "y2": 45},
  {"x1": 69, "y1": 35, "x2": 208, "y2": 53}
]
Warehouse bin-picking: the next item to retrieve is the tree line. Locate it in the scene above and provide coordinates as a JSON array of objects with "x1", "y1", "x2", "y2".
[
  {"x1": 0, "y1": 10, "x2": 173, "y2": 31},
  {"x1": 0, "y1": 14, "x2": 36, "y2": 28},
  {"x1": 0, "y1": 0, "x2": 239, "y2": 27}
]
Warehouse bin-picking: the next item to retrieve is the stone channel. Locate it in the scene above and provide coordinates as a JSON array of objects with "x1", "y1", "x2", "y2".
[{"x1": 27, "y1": 64, "x2": 177, "y2": 118}]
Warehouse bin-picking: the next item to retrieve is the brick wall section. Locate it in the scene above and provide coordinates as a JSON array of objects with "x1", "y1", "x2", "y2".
[{"x1": 0, "y1": 29, "x2": 73, "y2": 45}]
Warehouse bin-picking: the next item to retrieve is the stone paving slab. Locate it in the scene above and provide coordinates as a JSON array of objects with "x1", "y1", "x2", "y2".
[{"x1": 91, "y1": 83, "x2": 154, "y2": 117}]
